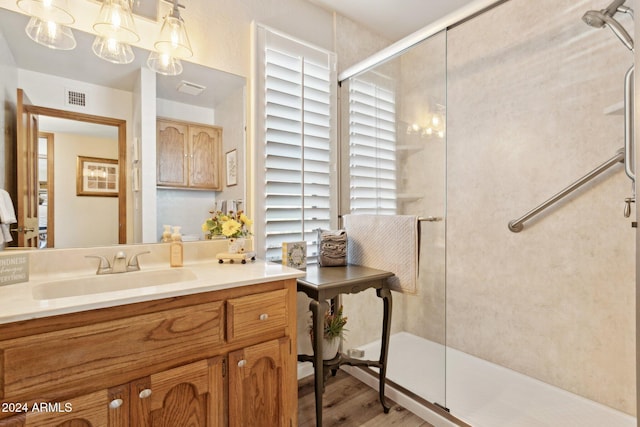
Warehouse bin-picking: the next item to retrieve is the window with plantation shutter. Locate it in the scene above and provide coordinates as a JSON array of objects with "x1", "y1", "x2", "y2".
[
  {"x1": 348, "y1": 76, "x2": 397, "y2": 214},
  {"x1": 255, "y1": 25, "x2": 337, "y2": 262}
]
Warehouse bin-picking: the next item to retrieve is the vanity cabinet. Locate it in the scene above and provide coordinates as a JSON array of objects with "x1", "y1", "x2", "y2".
[
  {"x1": 0, "y1": 386, "x2": 128, "y2": 427},
  {"x1": 228, "y1": 338, "x2": 291, "y2": 427},
  {"x1": 156, "y1": 119, "x2": 223, "y2": 190},
  {"x1": 130, "y1": 358, "x2": 225, "y2": 426},
  {"x1": 0, "y1": 279, "x2": 297, "y2": 427}
]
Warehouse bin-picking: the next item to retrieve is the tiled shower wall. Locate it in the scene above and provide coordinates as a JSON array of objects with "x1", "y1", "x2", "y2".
[{"x1": 447, "y1": 0, "x2": 635, "y2": 414}]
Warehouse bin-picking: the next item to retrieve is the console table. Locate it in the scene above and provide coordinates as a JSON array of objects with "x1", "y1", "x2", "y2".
[{"x1": 297, "y1": 264, "x2": 394, "y2": 426}]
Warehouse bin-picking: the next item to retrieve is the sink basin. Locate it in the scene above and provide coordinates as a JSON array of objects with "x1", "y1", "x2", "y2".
[{"x1": 32, "y1": 269, "x2": 198, "y2": 300}]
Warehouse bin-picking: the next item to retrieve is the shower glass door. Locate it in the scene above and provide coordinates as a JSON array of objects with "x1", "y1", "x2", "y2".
[{"x1": 339, "y1": 30, "x2": 447, "y2": 407}]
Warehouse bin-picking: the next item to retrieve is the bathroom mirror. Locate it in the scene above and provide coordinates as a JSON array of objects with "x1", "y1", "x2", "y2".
[{"x1": 0, "y1": 6, "x2": 247, "y2": 249}]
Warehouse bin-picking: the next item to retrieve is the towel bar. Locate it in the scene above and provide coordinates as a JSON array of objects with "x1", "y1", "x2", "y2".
[{"x1": 418, "y1": 216, "x2": 443, "y2": 222}]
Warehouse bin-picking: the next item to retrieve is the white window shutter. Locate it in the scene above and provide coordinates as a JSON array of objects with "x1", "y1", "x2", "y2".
[
  {"x1": 256, "y1": 25, "x2": 337, "y2": 262},
  {"x1": 349, "y1": 77, "x2": 397, "y2": 215}
]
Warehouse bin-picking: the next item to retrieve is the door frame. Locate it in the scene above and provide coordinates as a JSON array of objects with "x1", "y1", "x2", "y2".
[
  {"x1": 24, "y1": 104, "x2": 127, "y2": 245},
  {"x1": 38, "y1": 131, "x2": 55, "y2": 248}
]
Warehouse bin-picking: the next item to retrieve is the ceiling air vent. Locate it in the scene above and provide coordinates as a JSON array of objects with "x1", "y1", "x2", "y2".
[
  {"x1": 65, "y1": 89, "x2": 86, "y2": 107},
  {"x1": 177, "y1": 81, "x2": 206, "y2": 96}
]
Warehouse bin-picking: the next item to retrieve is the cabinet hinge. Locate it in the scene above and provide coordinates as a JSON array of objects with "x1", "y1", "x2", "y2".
[{"x1": 222, "y1": 358, "x2": 227, "y2": 377}]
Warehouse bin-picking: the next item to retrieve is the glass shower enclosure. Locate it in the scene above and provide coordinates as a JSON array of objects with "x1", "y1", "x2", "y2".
[
  {"x1": 337, "y1": 1, "x2": 636, "y2": 426},
  {"x1": 339, "y1": 30, "x2": 448, "y2": 408}
]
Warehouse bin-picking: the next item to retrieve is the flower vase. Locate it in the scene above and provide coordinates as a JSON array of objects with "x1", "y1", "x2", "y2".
[
  {"x1": 322, "y1": 337, "x2": 340, "y2": 360},
  {"x1": 227, "y1": 237, "x2": 246, "y2": 254}
]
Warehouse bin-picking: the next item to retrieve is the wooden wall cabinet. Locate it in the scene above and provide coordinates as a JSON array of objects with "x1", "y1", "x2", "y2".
[
  {"x1": 0, "y1": 280, "x2": 297, "y2": 427},
  {"x1": 157, "y1": 119, "x2": 223, "y2": 190}
]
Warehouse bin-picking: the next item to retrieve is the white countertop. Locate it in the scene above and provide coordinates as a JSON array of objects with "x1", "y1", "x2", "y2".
[{"x1": 0, "y1": 256, "x2": 306, "y2": 325}]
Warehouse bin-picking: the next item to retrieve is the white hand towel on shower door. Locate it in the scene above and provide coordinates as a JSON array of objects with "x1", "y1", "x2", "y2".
[{"x1": 343, "y1": 214, "x2": 418, "y2": 294}]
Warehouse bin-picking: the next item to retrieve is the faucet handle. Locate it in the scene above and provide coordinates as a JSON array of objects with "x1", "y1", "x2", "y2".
[
  {"x1": 127, "y1": 251, "x2": 151, "y2": 272},
  {"x1": 85, "y1": 255, "x2": 111, "y2": 274}
]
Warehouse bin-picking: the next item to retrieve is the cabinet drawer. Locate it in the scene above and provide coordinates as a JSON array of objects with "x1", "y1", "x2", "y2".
[
  {"x1": 0, "y1": 301, "x2": 224, "y2": 400},
  {"x1": 226, "y1": 289, "x2": 288, "y2": 342}
]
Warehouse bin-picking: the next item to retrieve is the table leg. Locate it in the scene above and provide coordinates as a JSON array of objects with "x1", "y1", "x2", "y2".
[
  {"x1": 309, "y1": 298, "x2": 329, "y2": 426},
  {"x1": 377, "y1": 287, "x2": 392, "y2": 413}
]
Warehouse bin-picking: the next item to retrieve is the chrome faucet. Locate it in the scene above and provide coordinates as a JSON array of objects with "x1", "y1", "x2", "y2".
[{"x1": 86, "y1": 251, "x2": 151, "y2": 275}]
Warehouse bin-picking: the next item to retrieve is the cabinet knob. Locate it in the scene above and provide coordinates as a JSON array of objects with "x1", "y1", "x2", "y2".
[
  {"x1": 138, "y1": 388, "x2": 153, "y2": 399},
  {"x1": 109, "y1": 398, "x2": 123, "y2": 409},
  {"x1": 259, "y1": 313, "x2": 269, "y2": 321},
  {"x1": 237, "y1": 359, "x2": 247, "y2": 368}
]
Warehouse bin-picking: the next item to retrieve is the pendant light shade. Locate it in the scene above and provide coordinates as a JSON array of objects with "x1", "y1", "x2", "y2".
[
  {"x1": 92, "y1": 36, "x2": 134, "y2": 64},
  {"x1": 93, "y1": 0, "x2": 140, "y2": 44},
  {"x1": 17, "y1": 0, "x2": 74, "y2": 24},
  {"x1": 147, "y1": 51, "x2": 183, "y2": 76},
  {"x1": 154, "y1": 3, "x2": 192, "y2": 59},
  {"x1": 25, "y1": 16, "x2": 76, "y2": 50}
]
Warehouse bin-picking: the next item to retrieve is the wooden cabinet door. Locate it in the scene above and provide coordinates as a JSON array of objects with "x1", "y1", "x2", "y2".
[
  {"x1": 228, "y1": 338, "x2": 295, "y2": 427},
  {"x1": 157, "y1": 120, "x2": 189, "y2": 187},
  {"x1": 130, "y1": 358, "x2": 225, "y2": 427},
  {"x1": 188, "y1": 125, "x2": 221, "y2": 190},
  {"x1": 0, "y1": 385, "x2": 128, "y2": 427}
]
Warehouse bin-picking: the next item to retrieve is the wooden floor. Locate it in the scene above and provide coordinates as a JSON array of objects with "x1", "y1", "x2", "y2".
[{"x1": 298, "y1": 369, "x2": 435, "y2": 427}]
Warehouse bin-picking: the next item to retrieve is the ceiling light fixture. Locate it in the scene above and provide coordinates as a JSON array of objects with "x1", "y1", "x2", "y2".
[
  {"x1": 17, "y1": 0, "x2": 74, "y2": 25},
  {"x1": 92, "y1": 0, "x2": 139, "y2": 64},
  {"x1": 154, "y1": 0, "x2": 192, "y2": 58},
  {"x1": 17, "y1": 0, "x2": 76, "y2": 50},
  {"x1": 25, "y1": 16, "x2": 76, "y2": 50},
  {"x1": 147, "y1": 0, "x2": 192, "y2": 76},
  {"x1": 93, "y1": 0, "x2": 139, "y2": 44},
  {"x1": 147, "y1": 51, "x2": 183, "y2": 76},
  {"x1": 92, "y1": 35, "x2": 134, "y2": 64}
]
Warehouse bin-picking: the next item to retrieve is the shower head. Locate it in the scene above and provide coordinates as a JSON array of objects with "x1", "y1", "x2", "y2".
[{"x1": 582, "y1": 1, "x2": 634, "y2": 51}]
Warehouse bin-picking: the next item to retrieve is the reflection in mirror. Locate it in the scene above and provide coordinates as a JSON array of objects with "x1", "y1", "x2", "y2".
[
  {"x1": 38, "y1": 117, "x2": 119, "y2": 249},
  {"x1": 0, "y1": 5, "x2": 247, "y2": 249}
]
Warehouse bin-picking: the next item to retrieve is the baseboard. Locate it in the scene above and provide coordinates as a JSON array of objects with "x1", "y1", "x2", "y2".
[{"x1": 297, "y1": 361, "x2": 314, "y2": 380}]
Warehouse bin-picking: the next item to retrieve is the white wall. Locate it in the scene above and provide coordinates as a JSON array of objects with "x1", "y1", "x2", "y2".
[
  {"x1": 133, "y1": 67, "x2": 157, "y2": 245},
  {"x1": 0, "y1": 29, "x2": 16, "y2": 193},
  {"x1": 53, "y1": 132, "x2": 119, "y2": 248},
  {"x1": 446, "y1": 0, "x2": 635, "y2": 415},
  {"x1": 17, "y1": 69, "x2": 133, "y2": 120},
  {"x1": 214, "y1": 85, "x2": 247, "y2": 207}
]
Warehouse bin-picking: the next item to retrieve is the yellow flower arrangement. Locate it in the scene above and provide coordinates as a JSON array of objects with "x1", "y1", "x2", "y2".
[{"x1": 202, "y1": 210, "x2": 253, "y2": 238}]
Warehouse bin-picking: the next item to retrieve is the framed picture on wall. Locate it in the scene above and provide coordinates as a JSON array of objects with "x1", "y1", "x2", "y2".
[
  {"x1": 226, "y1": 149, "x2": 237, "y2": 187},
  {"x1": 76, "y1": 156, "x2": 119, "y2": 197}
]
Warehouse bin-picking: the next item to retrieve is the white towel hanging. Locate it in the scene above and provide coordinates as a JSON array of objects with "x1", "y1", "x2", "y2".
[
  {"x1": 0, "y1": 190, "x2": 17, "y2": 244},
  {"x1": 344, "y1": 214, "x2": 418, "y2": 294}
]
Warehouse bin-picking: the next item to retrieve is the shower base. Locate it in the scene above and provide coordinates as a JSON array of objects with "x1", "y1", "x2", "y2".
[{"x1": 348, "y1": 332, "x2": 636, "y2": 427}]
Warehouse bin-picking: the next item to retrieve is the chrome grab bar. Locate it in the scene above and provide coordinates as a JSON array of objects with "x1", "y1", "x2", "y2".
[
  {"x1": 624, "y1": 65, "x2": 634, "y2": 182},
  {"x1": 508, "y1": 149, "x2": 625, "y2": 232}
]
